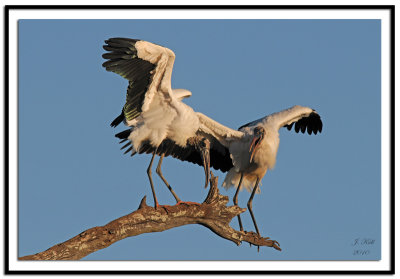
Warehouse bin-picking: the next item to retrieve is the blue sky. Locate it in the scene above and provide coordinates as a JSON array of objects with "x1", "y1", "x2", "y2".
[{"x1": 18, "y1": 19, "x2": 381, "y2": 261}]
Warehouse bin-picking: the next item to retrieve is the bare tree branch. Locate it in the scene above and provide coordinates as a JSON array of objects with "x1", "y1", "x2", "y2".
[{"x1": 19, "y1": 173, "x2": 281, "y2": 260}]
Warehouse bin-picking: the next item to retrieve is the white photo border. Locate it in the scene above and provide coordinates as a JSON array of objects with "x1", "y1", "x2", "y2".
[{"x1": 5, "y1": 5, "x2": 394, "y2": 275}]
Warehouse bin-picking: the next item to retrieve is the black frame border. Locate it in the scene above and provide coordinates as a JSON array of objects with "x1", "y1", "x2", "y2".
[{"x1": 4, "y1": 4, "x2": 395, "y2": 275}]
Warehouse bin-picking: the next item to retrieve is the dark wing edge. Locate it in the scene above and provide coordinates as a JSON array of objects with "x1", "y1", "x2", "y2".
[
  {"x1": 238, "y1": 118, "x2": 262, "y2": 130},
  {"x1": 102, "y1": 38, "x2": 156, "y2": 126},
  {"x1": 238, "y1": 121, "x2": 252, "y2": 131},
  {"x1": 284, "y1": 111, "x2": 323, "y2": 135},
  {"x1": 114, "y1": 130, "x2": 233, "y2": 172}
]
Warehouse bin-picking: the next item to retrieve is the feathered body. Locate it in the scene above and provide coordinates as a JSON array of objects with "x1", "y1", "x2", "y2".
[
  {"x1": 126, "y1": 94, "x2": 200, "y2": 151},
  {"x1": 223, "y1": 130, "x2": 278, "y2": 193}
]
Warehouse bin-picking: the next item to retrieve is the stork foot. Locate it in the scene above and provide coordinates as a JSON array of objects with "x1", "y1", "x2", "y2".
[
  {"x1": 154, "y1": 203, "x2": 176, "y2": 214},
  {"x1": 159, "y1": 205, "x2": 174, "y2": 214}
]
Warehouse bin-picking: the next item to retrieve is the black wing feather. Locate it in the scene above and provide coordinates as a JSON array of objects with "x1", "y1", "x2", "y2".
[
  {"x1": 285, "y1": 111, "x2": 323, "y2": 135},
  {"x1": 284, "y1": 123, "x2": 293, "y2": 131},
  {"x1": 103, "y1": 38, "x2": 156, "y2": 126}
]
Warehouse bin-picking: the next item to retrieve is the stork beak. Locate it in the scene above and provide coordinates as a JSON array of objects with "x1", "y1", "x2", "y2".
[
  {"x1": 201, "y1": 148, "x2": 210, "y2": 188},
  {"x1": 249, "y1": 135, "x2": 262, "y2": 163}
]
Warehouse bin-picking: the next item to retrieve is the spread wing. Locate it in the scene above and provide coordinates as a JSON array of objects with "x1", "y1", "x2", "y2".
[
  {"x1": 196, "y1": 112, "x2": 244, "y2": 146},
  {"x1": 239, "y1": 105, "x2": 323, "y2": 135},
  {"x1": 283, "y1": 111, "x2": 323, "y2": 135},
  {"x1": 102, "y1": 38, "x2": 176, "y2": 127}
]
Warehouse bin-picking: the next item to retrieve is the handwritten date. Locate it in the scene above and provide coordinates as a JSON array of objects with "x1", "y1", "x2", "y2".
[{"x1": 351, "y1": 238, "x2": 375, "y2": 256}]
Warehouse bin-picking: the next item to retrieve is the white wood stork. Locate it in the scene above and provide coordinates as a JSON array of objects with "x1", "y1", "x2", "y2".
[
  {"x1": 194, "y1": 106, "x2": 322, "y2": 235},
  {"x1": 102, "y1": 38, "x2": 233, "y2": 208}
]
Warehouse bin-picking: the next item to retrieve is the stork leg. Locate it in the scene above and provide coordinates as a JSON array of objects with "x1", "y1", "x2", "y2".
[
  {"x1": 156, "y1": 153, "x2": 181, "y2": 204},
  {"x1": 247, "y1": 177, "x2": 261, "y2": 236},
  {"x1": 147, "y1": 150, "x2": 159, "y2": 209},
  {"x1": 233, "y1": 173, "x2": 244, "y2": 232}
]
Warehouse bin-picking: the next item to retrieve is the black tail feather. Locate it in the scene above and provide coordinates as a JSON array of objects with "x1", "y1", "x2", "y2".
[
  {"x1": 115, "y1": 129, "x2": 131, "y2": 140},
  {"x1": 110, "y1": 111, "x2": 125, "y2": 127}
]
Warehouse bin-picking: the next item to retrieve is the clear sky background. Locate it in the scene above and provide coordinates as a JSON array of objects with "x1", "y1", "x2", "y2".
[{"x1": 18, "y1": 19, "x2": 381, "y2": 261}]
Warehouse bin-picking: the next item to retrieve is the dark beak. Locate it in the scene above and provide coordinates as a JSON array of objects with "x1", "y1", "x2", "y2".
[
  {"x1": 249, "y1": 136, "x2": 261, "y2": 163},
  {"x1": 200, "y1": 148, "x2": 210, "y2": 188},
  {"x1": 201, "y1": 148, "x2": 210, "y2": 188}
]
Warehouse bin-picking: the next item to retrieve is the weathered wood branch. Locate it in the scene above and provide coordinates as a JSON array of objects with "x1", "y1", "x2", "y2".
[{"x1": 19, "y1": 173, "x2": 280, "y2": 260}]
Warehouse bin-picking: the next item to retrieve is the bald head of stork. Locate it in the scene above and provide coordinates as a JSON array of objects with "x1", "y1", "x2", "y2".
[{"x1": 249, "y1": 126, "x2": 266, "y2": 163}]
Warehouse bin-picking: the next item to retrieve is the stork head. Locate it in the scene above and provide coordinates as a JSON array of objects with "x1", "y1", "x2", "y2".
[
  {"x1": 249, "y1": 126, "x2": 265, "y2": 163},
  {"x1": 198, "y1": 138, "x2": 211, "y2": 188}
]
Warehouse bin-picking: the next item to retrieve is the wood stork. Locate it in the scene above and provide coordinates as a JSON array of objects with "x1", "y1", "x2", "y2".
[
  {"x1": 192, "y1": 106, "x2": 322, "y2": 235},
  {"x1": 102, "y1": 38, "x2": 232, "y2": 208},
  {"x1": 219, "y1": 105, "x2": 323, "y2": 235}
]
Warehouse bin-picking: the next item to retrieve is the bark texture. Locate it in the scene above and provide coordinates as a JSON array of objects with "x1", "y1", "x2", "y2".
[{"x1": 19, "y1": 174, "x2": 280, "y2": 260}]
